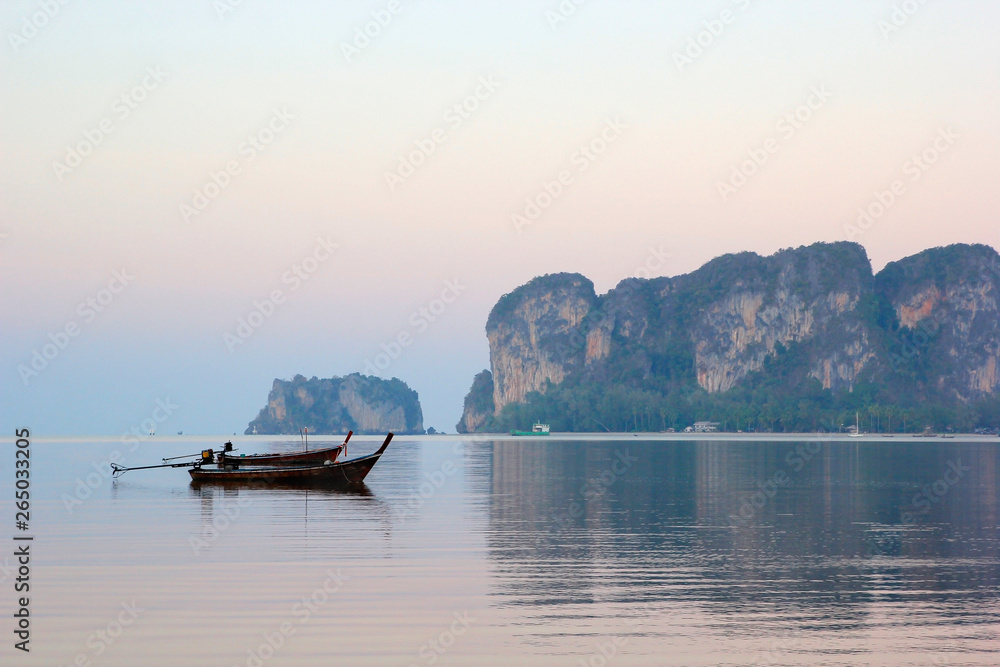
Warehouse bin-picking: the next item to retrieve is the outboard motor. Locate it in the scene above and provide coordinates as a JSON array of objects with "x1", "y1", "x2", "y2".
[{"x1": 218, "y1": 442, "x2": 234, "y2": 465}]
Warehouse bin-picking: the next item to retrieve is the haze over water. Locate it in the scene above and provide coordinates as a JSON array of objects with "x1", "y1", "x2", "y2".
[{"x1": 1, "y1": 435, "x2": 997, "y2": 665}]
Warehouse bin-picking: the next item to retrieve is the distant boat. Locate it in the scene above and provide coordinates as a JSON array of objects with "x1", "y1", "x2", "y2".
[
  {"x1": 177, "y1": 431, "x2": 183, "y2": 435},
  {"x1": 511, "y1": 422, "x2": 550, "y2": 437},
  {"x1": 849, "y1": 412, "x2": 863, "y2": 438}
]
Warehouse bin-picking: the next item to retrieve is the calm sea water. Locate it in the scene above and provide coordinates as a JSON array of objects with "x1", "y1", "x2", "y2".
[{"x1": 1, "y1": 435, "x2": 997, "y2": 666}]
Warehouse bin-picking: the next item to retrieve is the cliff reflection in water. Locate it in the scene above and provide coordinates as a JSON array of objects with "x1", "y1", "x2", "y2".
[{"x1": 482, "y1": 439, "x2": 999, "y2": 629}]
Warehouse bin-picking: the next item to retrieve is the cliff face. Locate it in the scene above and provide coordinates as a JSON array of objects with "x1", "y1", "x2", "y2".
[
  {"x1": 247, "y1": 373, "x2": 423, "y2": 435},
  {"x1": 875, "y1": 244, "x2": 1000, "y2": 402},
  {"x1": 456, "y1": 370, "x2": 494, "y2": 434},
  {"x1": 677, "y1": 243, "x2": 875, "y2": 394},
  {"x1": 486, "y1": 273, "x2": 597, "y2": 411},
  {"x1": 460, "y1": 242, "x2": 1000, "y2": 431}
]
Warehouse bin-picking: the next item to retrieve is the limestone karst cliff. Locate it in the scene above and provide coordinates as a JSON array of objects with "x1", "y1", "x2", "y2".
[
  {"x1": 486, "y1": 273, "x2": 597, "y2": 410},
  {"x1": 876, "y1": 244, "x2": 1000, "y2": 402},
  {"x1": 456, "y1": 370, "x2": 494, "y2": 434},
  {"x1": 247, "y1": 373, "x2": 423, "y2": 435},
  {"x1": 459, "y1": 242, "x2": 1000, "y2": 432}
]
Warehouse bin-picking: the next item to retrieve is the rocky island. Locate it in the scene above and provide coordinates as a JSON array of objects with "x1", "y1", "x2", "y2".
[
  {"x1": 247, "y1": 373, "x2": 424, "y2": 435},
  {"x1": 459, "y1": 242, "x2": 1000, "y2": 433}
]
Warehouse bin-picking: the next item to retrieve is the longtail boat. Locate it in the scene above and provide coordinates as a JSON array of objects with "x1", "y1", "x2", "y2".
[
  {"x1": 219, "y1": 429, "x2": 351, "y2": 467},
  {"x1": 189, "y1": 433, "x2": 393, "y2": 488},
  {"x1": 220, "y1": 446, "x2": 343, "y2": 466},
  {"x1": 112, "y1": 432, "x2": 392, "y2": 489},
  {"x1": 162, "y1": 430, "x2": 352, "y2": 467}
]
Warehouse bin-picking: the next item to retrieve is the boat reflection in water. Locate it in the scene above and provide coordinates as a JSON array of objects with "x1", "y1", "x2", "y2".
[{"x1": 187, "y1": 472, "x2": 395, "y2": 560}]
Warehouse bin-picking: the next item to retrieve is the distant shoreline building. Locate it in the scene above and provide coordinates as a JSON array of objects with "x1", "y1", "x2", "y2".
[{"x1": 688, "y1": 421, "x2": 720, "y2": 433}]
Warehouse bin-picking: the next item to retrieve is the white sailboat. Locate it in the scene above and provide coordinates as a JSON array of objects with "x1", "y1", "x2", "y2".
[{"x1": 849, "y1": 411, "x2": 863, "y2": 438}]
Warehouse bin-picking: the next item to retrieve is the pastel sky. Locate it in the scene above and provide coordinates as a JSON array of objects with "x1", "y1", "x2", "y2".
[{"x1": 2, "y1": 0, "x2": 999, "y2": 435}]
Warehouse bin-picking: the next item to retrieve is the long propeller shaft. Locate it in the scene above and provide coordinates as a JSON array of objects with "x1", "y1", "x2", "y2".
[{"x1": 112, "y1": 461, "x2": 198, "y2": 478}]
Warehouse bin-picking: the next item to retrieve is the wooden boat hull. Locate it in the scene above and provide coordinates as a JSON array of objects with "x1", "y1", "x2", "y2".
[
  {"x1": 221, "y1": 445, "x2": 343, "y2": 467},
  {"x1": 190, "y1": 434, "x2": 392, "y2": 488}
]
